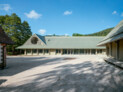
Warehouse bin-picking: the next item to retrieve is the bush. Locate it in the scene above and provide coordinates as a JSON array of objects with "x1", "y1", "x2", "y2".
[{"x1": 7, "y1": 52, "x2": 13, "y2": 55}]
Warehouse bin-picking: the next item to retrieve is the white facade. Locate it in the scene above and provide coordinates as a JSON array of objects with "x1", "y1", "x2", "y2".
[{"x1": 24, "y1": 49, "x2": 106, "y2": 55}]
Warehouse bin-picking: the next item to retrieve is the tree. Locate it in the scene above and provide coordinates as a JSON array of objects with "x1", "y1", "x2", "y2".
[{"x1": 0, "y1": 13, "x2": 32, "y2": 54}]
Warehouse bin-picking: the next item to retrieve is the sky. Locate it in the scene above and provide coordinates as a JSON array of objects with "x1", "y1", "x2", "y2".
[{"x1": 0, "y1": 0, "x2": 123, "y2": 36}]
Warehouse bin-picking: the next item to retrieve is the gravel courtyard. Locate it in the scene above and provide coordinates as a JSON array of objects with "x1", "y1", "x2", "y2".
[{"x1": 0, "y1": 55, "x2": 123, "y2": 92}]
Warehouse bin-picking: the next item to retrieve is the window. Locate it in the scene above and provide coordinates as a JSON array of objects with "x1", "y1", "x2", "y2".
[
  {"x1": 68, "y1": 50, "x2": 71, "y2": 54},
  {"x1": 97, "y1": 49, "x2": 102, "y2": 54},
  {"x1": 27, "y1": 49, "x2": 31, "y2": 53},
  {"x1": 39, "y1": 49, "x2": 43, "y2": 53},
  {"x1": 71, "y1": 50, "x2": 74, "y2": 54},
  {"x1": 63, "y1": 49, "x2": 67, "y2": 54},
  {"x1": 31, "y1": 37, "x2": 38, "y2": 44},
  {"x1": 56, "y1": 50, "x2": 61, "y2": 53},
  {"x1": 74, "y1": 49, "x2": 79, "y2": 54},
  {"x1": 44, "y1": 49, "x2": 49, "y2": 53},
  {"x1": 80, "y1": 49, "x2": 84, "y2": 54},
  {"x1": 33, "y1": 49, "x2": 37, "y2": 53},
  {"x1": 91, "y1": 49, "x2": 96, "y2": 54}
]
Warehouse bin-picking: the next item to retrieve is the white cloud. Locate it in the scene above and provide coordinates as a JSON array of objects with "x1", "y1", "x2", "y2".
[
  {"x1": 24, "y1": 10, "x2": 42, "y2": 19},
  {"x1": 112, "y1": 11, "x2": 117, "y2": 15},
  {"x1": 65, "y1": 33, "x2": 69, "y2": 36},
  {"x1": 39, "y1": 29, "x2": 46, "y2": 35},
  {"x1": 0, "y1": 4, "x2": 11, "y2": 11},
  {"x1": 64, "y1": 11, "x2": 72, "y2": 15}
]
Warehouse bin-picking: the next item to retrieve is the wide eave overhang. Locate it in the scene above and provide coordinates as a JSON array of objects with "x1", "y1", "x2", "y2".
[{"x1": 98, "y1": 33, "x2": 123, "y2": 46}]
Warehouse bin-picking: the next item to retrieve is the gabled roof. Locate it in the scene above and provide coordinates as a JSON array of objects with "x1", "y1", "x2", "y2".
[
  {"x1": 17, "y1": 34, "x2": 105, "y2": 49},
  {"x1": 98, "y1": 20, "x2": 123, "y2": 46},
  {"x1": 0, "y1": 26, "x2": 14, "y2": 44},
  {"x1": 36, "y1": 34, "x2": 46, "y2": 44}
]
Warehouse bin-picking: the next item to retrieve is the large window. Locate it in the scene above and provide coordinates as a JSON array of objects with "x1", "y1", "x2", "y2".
[
  {"x1": 97, "y1": 49, "x2": 102, "y2": 54},
  {"x1": 56, "y1": 49, "x2": 61, "y2": 54},
  {"x1": 33, "y1": 49, "x2": 37, "y2": 54},
  {"x1": 63, "y1": 49, "x2": 67, "y2": 54},
  {"x1": 27, "y1": 49, "x2": 31, "y2": 54},
  {"x1": 44, "y1": 49, "x2": 49, "y2": 53},
  {"x1": 91, "y1": 49, "x2": 96, "y2": 54},
  {"x1": 74, "y1": 49, "x2": 79, "y2": 54},
  {"x1": 68, "y1": 50, "x2": 71, "y2": 54},
  {"x1": 39, "y1": 49, "x2": 43, "y2": 53},
  {"x1": 71, "y1": 50, "x2": 74, "y2": 54},
  {"x1": 80, "y1": 49, "x2": 84, "y2": 54}
]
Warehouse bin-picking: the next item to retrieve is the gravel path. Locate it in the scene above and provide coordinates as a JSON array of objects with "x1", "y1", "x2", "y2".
[{"x1": 0, "y1": 55, "x2": 123, "y2": 92}]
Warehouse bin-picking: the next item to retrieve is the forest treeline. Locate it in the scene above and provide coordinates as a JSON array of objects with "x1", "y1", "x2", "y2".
[{"x1": 72, "y1": 27, "x2": 114, "y2": 36}]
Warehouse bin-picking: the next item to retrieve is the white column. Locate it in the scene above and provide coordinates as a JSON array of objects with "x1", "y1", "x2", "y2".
[
  {"x1": 96, "y1": 49, "x2": 97, "y2": 55},
  {"x1": 43, "y1": 49, "x2": 45, "y2": 55},
  {"x1": 61, "y1": 49, "x2": 62, "y2": 55},
  {"x1": 24, "y1": 49, "x2": 26, "y2": 55}
]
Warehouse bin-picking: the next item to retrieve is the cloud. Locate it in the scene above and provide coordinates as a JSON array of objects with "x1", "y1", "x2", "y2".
[
  {"x1": 39, "y1": 29, "x2": 46, "y2": 35},
  {"x1": 0, "y1": 4, "x2": 11, "y2": 11},
  {"x1": 65, "y1": 33, "x2": 69, "y2": 36},
  {"x1": 24, "y1": 10, "x2": 42, "y2": 19},
  {"x1": 64, "y1": 11, "x2": 72, "y2": 15},
  {"x1": 112, "y1": 11, "x2": 117, "y2": 15}
]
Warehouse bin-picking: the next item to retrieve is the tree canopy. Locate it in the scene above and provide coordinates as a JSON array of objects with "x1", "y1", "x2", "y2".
[{"x1": 0, "y1": 13, "x2": 32, "y2": 54}]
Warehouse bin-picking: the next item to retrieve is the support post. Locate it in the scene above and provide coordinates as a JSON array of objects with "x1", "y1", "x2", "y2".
[
  {"x1": 96, "y1": 49, "x2": 97, "y2": 55},
  {"x1": 84, "y1": 49, "x2": 86, "y2": 55},
  {"x1": 24, "y1": 49, "x2": 26, "y2": 55},
  {"x1": 110, "y1": 43, "x2": 112, "y2": 57},
  {"x1": 31, "y1": 49, "x2": 33, "y2": 55},
  {"x1": 37, "y1": 49, "x2": 39, "y2": 55},
  {"x1": 61, "y1": 49, "x2": 63, "y2": 55},
  {"x1": 43, "y1": 49, "x2": 44, "y2": 55},
  {"x1": 79, "y1": 49, "x2": 80, "y2": 54},
  {"x1": 116, "y1": 41, "x2": 119, "y2": 60}
]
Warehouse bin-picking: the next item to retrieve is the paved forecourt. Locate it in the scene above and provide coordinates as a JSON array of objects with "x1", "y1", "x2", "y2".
[{"x1": 0, "y1": 55, "x2": 123, "y2": 92}]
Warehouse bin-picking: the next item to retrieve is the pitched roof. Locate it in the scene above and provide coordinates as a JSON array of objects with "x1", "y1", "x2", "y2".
[
  {"x1": 98, "y1": 20, "x2": 123, "y2": 46},
  {"x1": 17, "y1": 34, "x2": 105, "y2": 49},
  {"x1": 0, "y1": 26, "x2": 14, "y2": 44}
]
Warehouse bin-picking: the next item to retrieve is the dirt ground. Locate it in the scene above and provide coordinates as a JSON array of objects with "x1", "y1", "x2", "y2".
[{"x1": 0, "y1": 55, "x2": 123, "y2": 92}]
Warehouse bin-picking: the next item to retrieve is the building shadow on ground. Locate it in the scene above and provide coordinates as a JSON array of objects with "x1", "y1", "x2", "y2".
[
  {"x1": 0, "y1": 56, "x2": 63, "y2": 76},
  {"x1": 0, "y1": 79, "x2": 7, "y2": 85},
  {"x1": 0, "y1": 58, "x2": 123, "y2": 92}
]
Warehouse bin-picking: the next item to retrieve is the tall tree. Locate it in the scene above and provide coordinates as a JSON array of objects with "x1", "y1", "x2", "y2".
[{"x1": 0, "y1": 13, "x2": 32, "y2": 54}]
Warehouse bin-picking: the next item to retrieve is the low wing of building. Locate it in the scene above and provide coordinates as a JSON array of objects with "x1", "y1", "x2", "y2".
[
  {"x1": 17, "y1": 34, "x2": 106, "y2": 55},
  {"x1": 98, "y1": 20, "x2": 123, "y2": 61}
]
